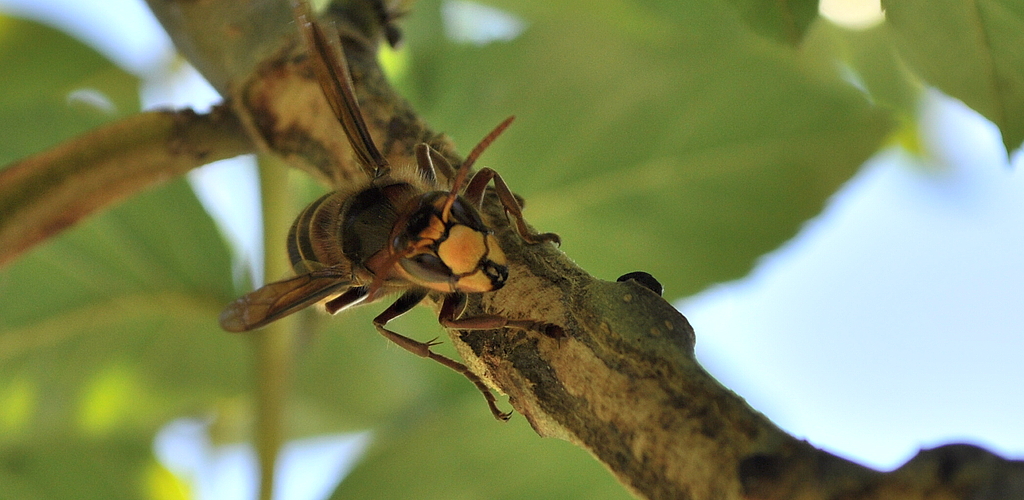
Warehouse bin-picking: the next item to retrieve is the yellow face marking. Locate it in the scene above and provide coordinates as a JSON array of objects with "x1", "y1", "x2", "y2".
[
  {"x1": 484, "y1": 234, "x2": 506, "y2": 266},
  {"x1": 457, "y1": 270, "x2": 494, "y2": 293},
  {"x1": 437, "y1": 224, "x2": 487, "y2": 275}
]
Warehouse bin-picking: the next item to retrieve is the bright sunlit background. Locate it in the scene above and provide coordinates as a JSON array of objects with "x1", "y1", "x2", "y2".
[{"x1": 2, "y1": 0, "x2": 1022, "y2": 497}]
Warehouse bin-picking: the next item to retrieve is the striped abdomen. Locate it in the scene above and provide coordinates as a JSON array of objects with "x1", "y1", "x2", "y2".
[
  {"x1": 287, "y1": 191, "x2": 347, "y2": 275},
  {"x1": 286, "y1": 183, "x2": 415, "y2": 276}
]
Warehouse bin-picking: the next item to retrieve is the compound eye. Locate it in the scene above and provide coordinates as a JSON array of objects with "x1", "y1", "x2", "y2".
[
  {"x1": 400, "y1": 252, "x2": 452, "y2": 284},
  {"x1": 447, "y1": 197, "x2": 486, "y2": 229}
]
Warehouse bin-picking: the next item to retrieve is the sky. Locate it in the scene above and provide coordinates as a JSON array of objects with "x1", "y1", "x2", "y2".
[
  {"x1": 681, "y1": 90, "x2": 1024, "y2": 468},
  {"x1": 2, "y1": 0, "x2": 1022, "y2": 497}
]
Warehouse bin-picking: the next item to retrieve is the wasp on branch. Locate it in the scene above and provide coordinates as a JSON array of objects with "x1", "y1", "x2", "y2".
[{"x1": 219, "y1": 0, "x2": 560, "y2": 420}]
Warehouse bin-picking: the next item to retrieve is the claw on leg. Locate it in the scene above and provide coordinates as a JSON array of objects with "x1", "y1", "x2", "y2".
[{"x1": 374, "y1": 290, "x2": 511, "y2": 421}]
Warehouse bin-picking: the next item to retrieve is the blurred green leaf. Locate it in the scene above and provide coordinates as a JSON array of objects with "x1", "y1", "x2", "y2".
[
  {"x1": 399, "y1": 0, "x2": 892, "y2": 299},
  {"x1": 0, "y1": 434, "x2": 153, "y2": 500},
  {"x1": 330, "y1": 395, "x2": 633, "y2": 500},
  {"x1": 0, "y1": 179, "x2": 247, "y2": 496},
  {"x1": 292, "y1": 290, "x2": 634, "y2": 497},
  {"x1": 725, "y1": 0, "x2": 821, "y2": 45},
  {"x1": 800, "y1": 19, "x2": 923, "y2": 117},
  {"x1": 291, "y1": 306, "x2": 441, "y2": 431},
  {"x1": 882, "y1": 0, "x2": 1024, "y2": 153},
  {"x1": 0, "y1": 15, "x2": 139, "y2": 166}
]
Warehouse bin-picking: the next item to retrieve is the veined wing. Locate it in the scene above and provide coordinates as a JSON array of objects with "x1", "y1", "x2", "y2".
[
  {"x1": 292, "y1": 0, "x2": 389, "y2": 178},
  {"x1": 219, "y1": 266, "x2": 354, "y2": 332}
]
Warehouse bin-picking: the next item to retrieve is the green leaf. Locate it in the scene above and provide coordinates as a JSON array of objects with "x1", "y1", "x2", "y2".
[
  {"x1": 291, "y1": 306, "x2": 441, "y2": 430},
  {"x1": 0, "y1": 434, "x2": 154, "y2": 500},
  {"x1": 0, "y1": 183, "x2": 243, "y2": 423},
  {"x1": 0, "y1": 14, "x2": 248, "y2": 498},
  {"x1": 329, "y1": 395, "x2": 634, "y2": 500},
  {"x1": 0, "y1": 179, "x2": 246, "y2": 496},
  {"x1": 0, "y1": 15, "x2": 139, "y2": 166},
  {"x1": 726, "y1": 0, "x2": 821, "y2": 45},
  {"x1": 399, "y1": 0, "x2": 893, "y2": 298},
  {"x1": 801, "y1": 19, "x2": 923, "y2": 117},
  {"x1": 293, "y1": 303, "x2": 633, "y2": 498},
  {"x1": 882, "y1": 0, "x2": 1024, "y2": 153}
]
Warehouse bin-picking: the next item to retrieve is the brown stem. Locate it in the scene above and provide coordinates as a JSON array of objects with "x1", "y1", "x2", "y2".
[{"x1": 0, "y1": 106, "x2": 252, "y2": 267}]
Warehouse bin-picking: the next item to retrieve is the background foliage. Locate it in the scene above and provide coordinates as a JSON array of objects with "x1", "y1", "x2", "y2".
[{"x1": 0, "y1": 0, "x2": 1021, "y2": 498}]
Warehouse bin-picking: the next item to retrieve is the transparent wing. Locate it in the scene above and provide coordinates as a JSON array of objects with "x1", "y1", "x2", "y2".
[
  {"x1": 219, "y1": 266, "x2": 354, "y2": 332},
  {"x1": 292, "y1": 0, "x2": 389, "y2": 177}
]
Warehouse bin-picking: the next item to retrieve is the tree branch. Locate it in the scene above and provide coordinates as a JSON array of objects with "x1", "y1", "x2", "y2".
[
  {"x1": 452, "y1": 207, "x2": 1024, "y2": 498},
  {"x1": 0, "y1": 106, "x2": 252, "y2": 267}
]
